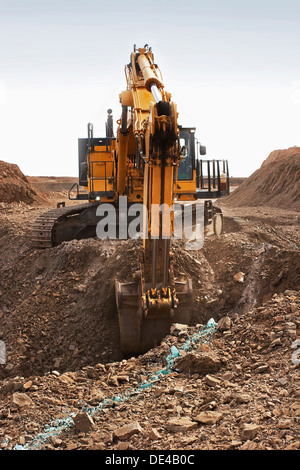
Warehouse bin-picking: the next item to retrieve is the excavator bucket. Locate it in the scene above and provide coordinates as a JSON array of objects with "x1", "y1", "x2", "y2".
[{"x1": 115, "y1": 278, "x2": 192, "y2": 357}]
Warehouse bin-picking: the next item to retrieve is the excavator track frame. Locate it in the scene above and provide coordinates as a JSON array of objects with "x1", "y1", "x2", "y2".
[{"x1": 30, "y1": 202, "x2": 100, "y2": 249}]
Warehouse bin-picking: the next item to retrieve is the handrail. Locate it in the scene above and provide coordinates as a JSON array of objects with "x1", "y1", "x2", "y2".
[{"x1": 198, "y1": 159, "x2": 230, "y2": 196}]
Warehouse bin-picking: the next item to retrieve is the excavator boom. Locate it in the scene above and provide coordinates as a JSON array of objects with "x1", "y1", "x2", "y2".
[{"x1": 31, "y1": 45, "x2": 230, "y2": 357}]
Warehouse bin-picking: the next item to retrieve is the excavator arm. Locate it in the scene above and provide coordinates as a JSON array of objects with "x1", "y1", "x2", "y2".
[{"x1": 115, "y1": 46, "x2": 192, "y2": 356}]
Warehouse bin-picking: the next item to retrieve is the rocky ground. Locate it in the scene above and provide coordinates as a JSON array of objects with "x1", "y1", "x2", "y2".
[{"x1": 0, "y1": 186, "x2": 299, "y2": 452}]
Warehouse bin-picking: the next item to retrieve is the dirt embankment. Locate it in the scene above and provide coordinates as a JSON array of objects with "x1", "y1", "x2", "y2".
[
  {"x1": 0, "y1": 161, "x2": 47, "y2": 205},
  {"x1": 28, "y1": 176, "x2": 77, "y2": 194},
  {"x1": 223, "y1": 147, "x2": 300, "y2": 210}
]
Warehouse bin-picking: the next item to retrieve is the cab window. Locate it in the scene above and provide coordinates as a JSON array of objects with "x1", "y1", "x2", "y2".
[{"x1": 178, "y1": 129, "x2": 194, "y2": 180}]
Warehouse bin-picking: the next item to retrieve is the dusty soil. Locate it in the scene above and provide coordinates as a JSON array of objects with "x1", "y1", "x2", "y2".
[
  {"x1": 224, "y1": 147, "x2": 300, "y2": 210},
  {"x1": 0, "y1": 192, "x2": 299, "y2": 451},
  {"x1": 0, "y1": 159, "x2": 299, "y2": 452},
  {"x1": 28, "y1": 176, "x2": 77, "y2": 194},
  {"x1": 0, "y1": 161, "x2": 47, "y2": 205}
]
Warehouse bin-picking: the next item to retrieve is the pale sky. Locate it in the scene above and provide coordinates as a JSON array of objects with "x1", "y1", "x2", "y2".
[{"x1": 0, "y1": 0, "x2": 299, "y2": 177}]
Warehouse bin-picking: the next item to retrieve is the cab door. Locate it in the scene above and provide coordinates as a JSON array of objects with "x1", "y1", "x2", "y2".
[{"x1": 176, "y1": 127, "x2": 197, "y2": 200}]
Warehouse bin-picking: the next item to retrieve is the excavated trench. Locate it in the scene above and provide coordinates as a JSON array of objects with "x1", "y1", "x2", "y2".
[{"x1": 0, "y1": 206, "x2": 299, "y2": 379}]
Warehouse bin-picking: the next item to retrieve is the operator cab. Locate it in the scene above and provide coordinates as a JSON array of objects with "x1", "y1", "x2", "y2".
[
  {"x1": 176, "y1": 126, "x2": 229, "y2": 200},
  {"x1": 178, "y1": 127, "x2": 206, "y2": 181}
]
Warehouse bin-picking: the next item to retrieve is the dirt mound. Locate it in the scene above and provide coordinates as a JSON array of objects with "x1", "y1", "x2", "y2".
[
  {"x1": 223, "y1": 147, "x2": 300, "y2": 210},
  {"x1": 261, "y1": 146, "x2": 300, "y2": 167},
  {"x1": 0, "y1": 161, "x2": 46, "y2": 204},
  {"x1": 0, "y1": 236, "x2": 139, "y2": 377}
]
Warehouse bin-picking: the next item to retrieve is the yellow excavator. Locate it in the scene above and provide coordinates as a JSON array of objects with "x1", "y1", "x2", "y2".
[{"x1": 31, "y1": 45, "x2": 229, "y2": 356}]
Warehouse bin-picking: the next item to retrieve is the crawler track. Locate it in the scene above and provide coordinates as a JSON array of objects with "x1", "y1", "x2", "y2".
[{"x1": 30, "y1": 202, "x2": 99, "y2": 249}]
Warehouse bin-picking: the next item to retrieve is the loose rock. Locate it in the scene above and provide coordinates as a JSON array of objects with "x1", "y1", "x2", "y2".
[
  {"x1": 174, "y1": 352, "x2": 222, "y2": 375},
  {"x1": 241, "y1": 424, "x2": 260, "y2": 441},
  {"x1": 194, "y1": 411, "x2": 223, "y2": 425},
  {"x1": 10, "y1": 392, "x2": 32, "y2": 410},
  {"x1": 113, "y1": 422, "x2": 143, "y2": 441},
  {"x1": 73, "y1": 412, "x2": 95, "y2": 433},
  {"x1": 165, "y1": 417, "x2": 198, "y2": 433}
]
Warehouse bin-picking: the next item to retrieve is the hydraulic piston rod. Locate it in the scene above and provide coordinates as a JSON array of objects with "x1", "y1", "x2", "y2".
[{"x1": 150, "y1": 83, "x2": 162, "y2": 104}]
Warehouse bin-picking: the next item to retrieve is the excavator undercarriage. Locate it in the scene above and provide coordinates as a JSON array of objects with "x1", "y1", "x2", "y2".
[{"x1": 30, "y1": 45, "x2": 230, "y2": 357}]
